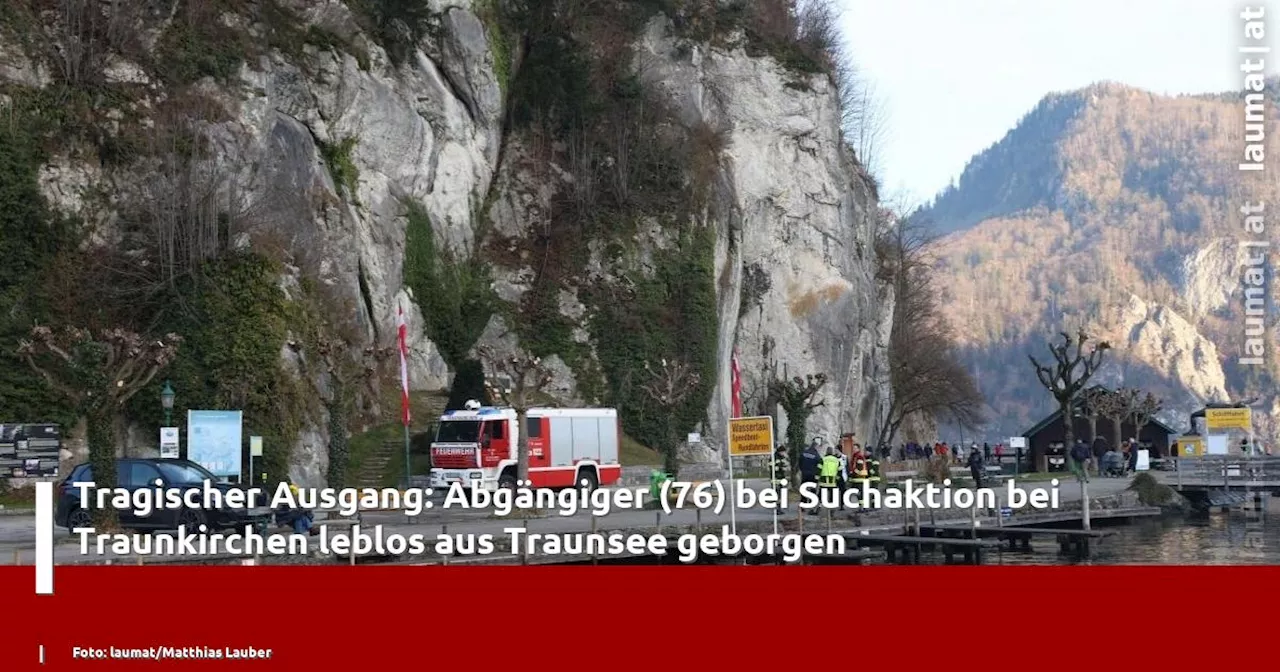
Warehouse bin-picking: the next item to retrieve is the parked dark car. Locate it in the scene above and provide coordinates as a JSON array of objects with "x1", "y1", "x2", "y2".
[{"x1": 56, "y1": 458, "x2": 272, "y2": 533}]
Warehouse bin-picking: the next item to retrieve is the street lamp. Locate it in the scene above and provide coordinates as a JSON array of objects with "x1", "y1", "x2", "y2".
[{"x1": 160, "y1": 380, "x2": 175, "y2": 426}]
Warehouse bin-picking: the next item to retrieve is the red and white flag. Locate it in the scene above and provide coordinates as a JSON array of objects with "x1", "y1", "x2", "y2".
[
  {"x1": 731, "y1": 348, "x2": 743, "y2": 419},
  {"x1": 398, "y1": 304, "x2": 411, "y2": 427}
]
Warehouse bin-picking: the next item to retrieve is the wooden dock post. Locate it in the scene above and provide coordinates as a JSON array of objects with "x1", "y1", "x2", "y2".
[
  {"x1": 1081, "y1": 478, "x2": 1091, "y2": 532},
  {"x1": 521, "y1": 519, "x2": 529, "y2": 565},
  {"x1": 969, "y1": 499, "x2": 978, "y2": 538}
]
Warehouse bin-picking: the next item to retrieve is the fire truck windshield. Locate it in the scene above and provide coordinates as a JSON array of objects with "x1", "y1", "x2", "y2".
[{"x1": 434, "y1": 420, "x2": 481, "y2": 443}]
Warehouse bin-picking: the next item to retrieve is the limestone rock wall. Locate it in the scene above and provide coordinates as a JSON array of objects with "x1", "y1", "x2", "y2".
[{"x1": 2, "y1": 3, "x2": 890, "y2": 484}]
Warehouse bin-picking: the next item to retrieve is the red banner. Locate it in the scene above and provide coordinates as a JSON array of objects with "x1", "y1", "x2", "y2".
[
  {"x1": 0, "y1": 566, "x2": 1270, "y2": 668},
  {"x1": 397, "y1": 304, "x2": 411, "y2": 427},
  {"x1": 731, "y1": 348, "x2": 742, "y2": 418}
]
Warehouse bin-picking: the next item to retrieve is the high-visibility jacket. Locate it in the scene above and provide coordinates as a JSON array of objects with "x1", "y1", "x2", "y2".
[
  {"x1": 819, "y1": 455, "x2": 840, "y2": 487},
  {"x1": 868, "y1": 459, "x2": 881, "y2": 482}
]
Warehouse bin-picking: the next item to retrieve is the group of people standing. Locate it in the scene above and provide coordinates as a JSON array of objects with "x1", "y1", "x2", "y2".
[
  {"x1": 775, "y1": 436, "x2": 882, "y2": 512},
  {"x1": 900, "y1": 441, "x2": 1010, "y2": 465}
]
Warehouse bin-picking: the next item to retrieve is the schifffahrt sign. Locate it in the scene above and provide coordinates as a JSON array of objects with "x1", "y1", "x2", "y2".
[
  {"x1": 0, "y1": 424, "x2": 62, "y2": 478},
  {"x1": 727, "y1": 417, "x2": 774, "y2": 457},
  {"x1": 1205, "y1": 408, "x2": 1251, "y2": 431}
]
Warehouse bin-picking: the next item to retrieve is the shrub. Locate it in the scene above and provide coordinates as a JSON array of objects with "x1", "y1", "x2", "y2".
[{"x1": 402, "y1": 202, "x2": 494, "y2": 368}]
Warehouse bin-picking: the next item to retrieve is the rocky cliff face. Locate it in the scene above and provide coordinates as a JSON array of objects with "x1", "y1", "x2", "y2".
[
  {"x1": 630, "y1": 21, "x2": 890, "y2": 455},
  {"x1": 0, "y1": 0, "x2": 889, "y2": 484}
]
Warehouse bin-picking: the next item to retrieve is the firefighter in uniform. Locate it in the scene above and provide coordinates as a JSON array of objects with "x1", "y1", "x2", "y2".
[
  {"x1": 819, "y1": 448, "x2": 842, "y2": 510},
  {"x1": 772, "y1": 443, "x2": 791, "y2": 498},
  {"x1": 850, "y1": 448, "x2": 869, "y2": 483},
  {"x1": 866, "y1": 452, "x2": 882, "y2": 508}
]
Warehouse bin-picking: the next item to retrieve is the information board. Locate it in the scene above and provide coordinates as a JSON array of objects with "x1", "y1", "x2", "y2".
[
  {"x1": 187, "y1": 410, "x2": 243, "y2": 478},
  {"x1": 160, "y1": 427, "x2": 180, "y2": 459},
  {"x1": 0, "y1": 424, "x2": 62, "y2": 478}
]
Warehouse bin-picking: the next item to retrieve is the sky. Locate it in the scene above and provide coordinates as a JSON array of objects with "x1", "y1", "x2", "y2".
[{"x1": 838, "y1": 0, "x2": 1253, "y2": 206}]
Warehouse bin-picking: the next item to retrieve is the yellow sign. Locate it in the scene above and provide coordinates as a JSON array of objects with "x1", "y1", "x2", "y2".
[
  {"x1": 1206, "y1": 408, "x2": 1251, "y2": 431},
  {"x1": 1177, "y1": 436, "x2": 1204, "y2": 458},
  {"x1": 728, "y1": 416, "x2": 774, "y2": 456}
]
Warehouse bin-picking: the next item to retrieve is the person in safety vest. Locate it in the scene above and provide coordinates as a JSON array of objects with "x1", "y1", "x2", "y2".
[
  {"x1": 819, "y1": 449, "x2": 840, "y2": 487},
  {"x1": 819, "y1": 448, "x2": 843, "y2": 510},
  {"x1": 867, "y1": 453, "x2": 882, "y2": 484},
  {"x1": 834, "y1": 441, "x2": 849, "y2": 495}
]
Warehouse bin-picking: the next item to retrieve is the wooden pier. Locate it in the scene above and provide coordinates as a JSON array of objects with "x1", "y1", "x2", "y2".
[
  {"x1": 841, "y1": 532, "x2": 1000, "y2": 565},
  {"x1": 395, "y1": 546, "x2": 884, "y2": 566},
  {"x1": 915, "y1": 524, "x2": 1113, "y2": 554}
]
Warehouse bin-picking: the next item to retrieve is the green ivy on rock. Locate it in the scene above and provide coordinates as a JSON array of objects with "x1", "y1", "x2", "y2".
[
  {"x1": 125, "y1": 253, "x2": 311, "y2": 486},
  {"x1": 403, "y1": 201, "x2": 495, "y2": 369},
  {"x1": 0, "y1": 87, "x2": 78, "y2": 427},
  {"x1": 585, "y1": 224, "x2": 717, "y2": 452}
]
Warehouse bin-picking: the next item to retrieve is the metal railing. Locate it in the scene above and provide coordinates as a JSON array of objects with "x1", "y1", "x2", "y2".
[{"x1": 1171, "y1": 456, "x2": 1280, "y2": 488}]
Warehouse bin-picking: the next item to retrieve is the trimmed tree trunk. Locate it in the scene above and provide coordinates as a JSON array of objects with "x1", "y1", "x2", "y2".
[
  {"x1": 1081, "y1": 478, "x2": 1091, "y2": 531},
  {"x1": 516, "y1": 408, "x2": 530, "y2": 484},
  {"x1": 662, "y1": 418, "x2": 679, "y2": 478},
  {"x1": 1109, "y1": 414, "x2": 1123, "y2": 451},
  {"x1": 1060, "y1": 401, "x2": 1074, "y2": 471},
  {"x1": 85, "y1": 407, "x2": 119, "y2": 528}
]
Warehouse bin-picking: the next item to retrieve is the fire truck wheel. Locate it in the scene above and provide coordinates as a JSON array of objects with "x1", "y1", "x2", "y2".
[
  {"x1": 576, "y1": 469, "x2": 598, "y2": 491},
  {"x1": 498, "y1": 471, "x2": 517, "y2": 490}
]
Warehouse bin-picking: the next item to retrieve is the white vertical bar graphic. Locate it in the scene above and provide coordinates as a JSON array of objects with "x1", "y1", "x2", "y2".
[{"x1": 35, "y1": 481, "x2": 53, "y2": 595}]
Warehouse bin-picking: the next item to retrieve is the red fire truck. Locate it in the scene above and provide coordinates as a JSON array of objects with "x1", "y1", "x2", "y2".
[{"x1": 428, "y1": 402, "x2": 622, "y2": 491}]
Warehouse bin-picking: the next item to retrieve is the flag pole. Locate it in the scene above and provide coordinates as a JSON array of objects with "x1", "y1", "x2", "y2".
[
  {"x1": 404, "y1": 421, "x2": 411, "y2": 488},
  {"x1": 399, "y1": 302, "x2": 412, "y2": 488}
]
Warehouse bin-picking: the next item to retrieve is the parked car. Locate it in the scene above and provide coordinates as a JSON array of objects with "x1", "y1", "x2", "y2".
[{"x1": 56, "y1": 458, "x2": 272, "y2": 533}]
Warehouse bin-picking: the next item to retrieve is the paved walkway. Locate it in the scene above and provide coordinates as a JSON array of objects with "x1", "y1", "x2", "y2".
[{"x1": 0, "y1": 474, "x2": 1137, "y2": 565}]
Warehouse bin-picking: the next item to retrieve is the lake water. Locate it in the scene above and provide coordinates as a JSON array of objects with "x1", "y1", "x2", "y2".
[
  {"x1": 991, "y1": 511, "x2": 1280, "y2": 565},
  {"x1": 578, "y1": 510, "x2": 1280, "y2": 566}
]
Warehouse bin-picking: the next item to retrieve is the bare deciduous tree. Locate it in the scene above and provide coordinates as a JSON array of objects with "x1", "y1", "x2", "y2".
[
  {"x1": 1125, "y1": 389, "x2": 1162, "y2": 452},
  {"x1": 1094, "y1": 387, "x2": 1130, "y2": 450},
  {"x1": 640, "y1": 358, "x2": 702, "y2": 477},
  {"x1": 1029, "y1": 330, "x2": 1111, "y2": 459},
  {"x1": 17, "y1": 325, "x2": 181, "y2": 526},
  {"x1": 838, "y1": 73, "x2": 887, "y2": 177},
  {"x1": 875, "y1": 212, "x2": 986, "y2": 450},
  {"x1": 771, "y1": 373, "x2": 827, "y2": 477},
  {"x1": 477, "y1": 346, "x2": 553, "y2": 486},
  {"x1": 1080, "y1": 386, "x2": 1111, "y2": 444}
]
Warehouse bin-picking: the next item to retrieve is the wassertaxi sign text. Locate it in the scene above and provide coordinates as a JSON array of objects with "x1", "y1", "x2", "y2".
[{"x1": 728, "y1": 417, "x2": 774, "y2": 457}]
